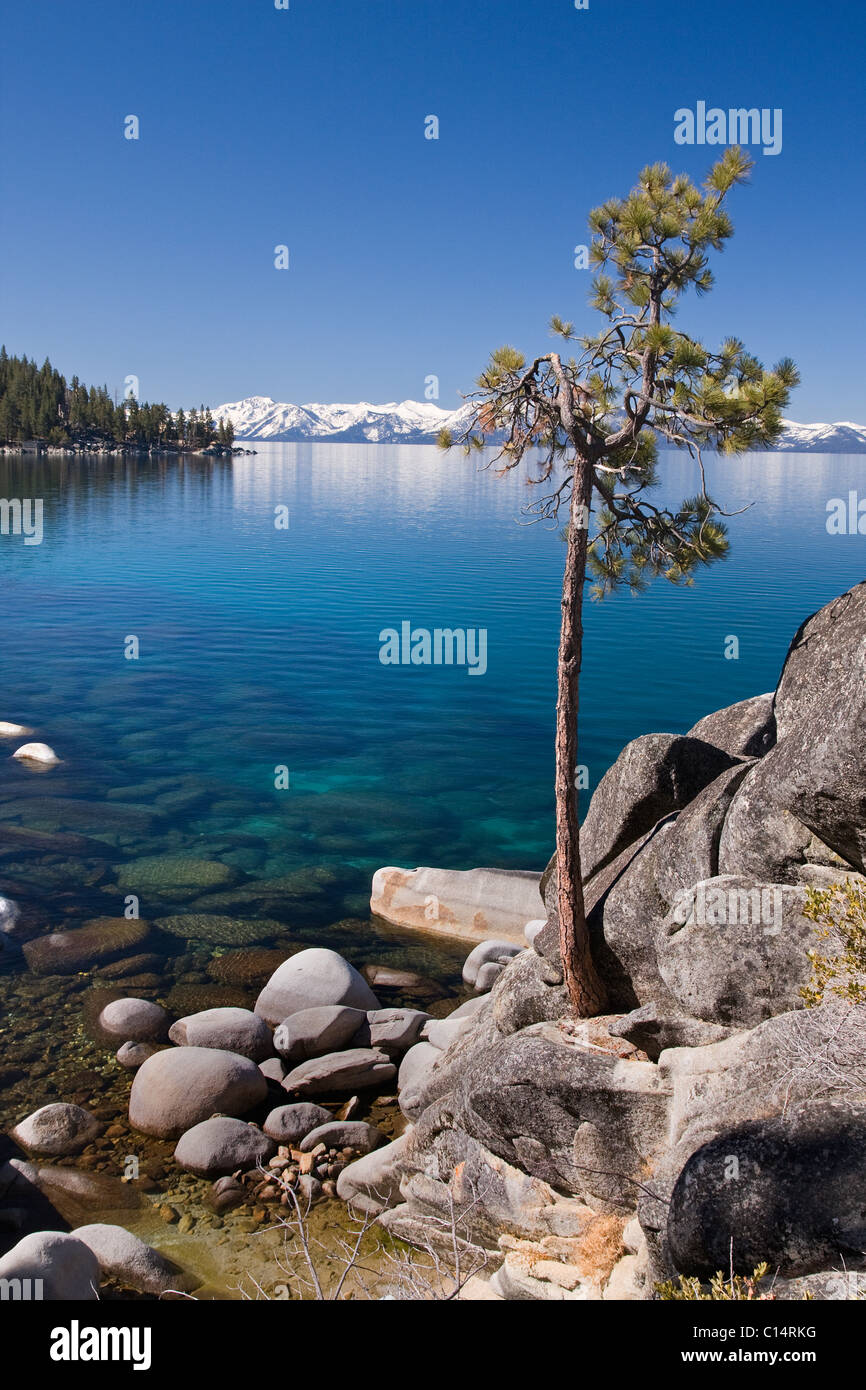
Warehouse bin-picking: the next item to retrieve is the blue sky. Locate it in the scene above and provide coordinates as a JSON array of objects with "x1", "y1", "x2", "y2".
[{"x1": 1, "y1": 0, "x2": 863, "y2": 418}]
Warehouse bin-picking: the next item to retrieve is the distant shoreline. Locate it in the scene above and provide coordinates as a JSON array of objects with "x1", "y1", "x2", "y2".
[{"x1": 0, "y1": 442, "x2": 256, "y2": 458}]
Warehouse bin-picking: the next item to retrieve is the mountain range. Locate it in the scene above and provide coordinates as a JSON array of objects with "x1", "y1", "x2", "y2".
[{"x1": 212, "y1": 395, "x2": 866, "y2": 452}]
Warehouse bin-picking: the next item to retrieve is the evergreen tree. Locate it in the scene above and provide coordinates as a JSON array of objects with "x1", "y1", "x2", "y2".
[{"x1": 440, "y1": 150, "x2": 799, "y2": 1015}]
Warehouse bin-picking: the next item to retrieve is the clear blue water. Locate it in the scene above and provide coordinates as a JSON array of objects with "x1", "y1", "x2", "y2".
[{"x1": 0, "y1": 444, "x2": 864, "y2": 964}]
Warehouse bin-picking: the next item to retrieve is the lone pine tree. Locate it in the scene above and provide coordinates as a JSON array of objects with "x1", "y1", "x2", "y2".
[{"x1": 440, "y1": 148, "x2": 799, "y2": 1016}]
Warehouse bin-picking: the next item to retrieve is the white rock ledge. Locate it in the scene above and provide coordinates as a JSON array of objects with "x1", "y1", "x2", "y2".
[{"x1": 370, "y1": 865, "x2": 543, "y2": 946}]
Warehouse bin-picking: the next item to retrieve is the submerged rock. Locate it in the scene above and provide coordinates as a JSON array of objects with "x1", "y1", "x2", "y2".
[
  {"x1": 156, "y1": 914, "x2": 284, "y2": 946},
  {"x1": 206, "y1": 947, "x2": 291, "y2": 987},
  {"x1": 117, "y1": 856, "x2": 239, "y2": 896},
  {"x1": 23, "y1": 918, "x2": 151, "y2": 975}
]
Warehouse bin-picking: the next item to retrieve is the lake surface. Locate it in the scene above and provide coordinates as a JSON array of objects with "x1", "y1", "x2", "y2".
[{"x1": 1, "y1": 443, "x2": 864, "y2": 971}]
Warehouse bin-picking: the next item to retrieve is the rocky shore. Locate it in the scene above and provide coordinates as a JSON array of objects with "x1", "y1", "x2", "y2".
[{"x1": 3, "y1": 581, "x2": 866, "y2": 1300}]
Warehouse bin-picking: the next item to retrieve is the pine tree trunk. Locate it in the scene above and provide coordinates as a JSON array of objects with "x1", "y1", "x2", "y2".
[{"x1": 555, "y1": 455, "x2": 607, "y2": 1016}]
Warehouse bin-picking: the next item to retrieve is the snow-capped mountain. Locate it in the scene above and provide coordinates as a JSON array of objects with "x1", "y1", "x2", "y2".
[
  {"x1": 773, "y1": 420, "x2": 866, "y2": 452},
  {"x1": 212, "y1": 397, "x2": 866, "y2": 452},
  {"x1": 212, "y1": 396, "x2": 477, "y2": 444}
]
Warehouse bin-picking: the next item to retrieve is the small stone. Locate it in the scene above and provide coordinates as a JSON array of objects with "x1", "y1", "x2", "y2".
[{"x1": 116, "y1": 1041, "x2": 164, "y2": 1070}]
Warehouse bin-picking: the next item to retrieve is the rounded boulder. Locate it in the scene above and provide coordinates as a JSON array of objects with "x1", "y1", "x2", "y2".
[
  {"x1": 254, "y1": 947, "x2": 380, "y2": 1026},
  {"x1": 174, "y1": 1116, "x2": 276, "y2": 1177},
  {"x1": 11, "y1": 1103, "x2": 101, "y2": 1157},
  {"x1": 128, "y1": 1046, "x2": 268, "y2": 1139},
  {"x1": 262, "y1": 1102, "x2": 333, "y2": 1145},
  {"x1": 0, "y1": 1232, "x2": 99, "y2": 1300},
  {"x1": 273, "y1": 1005, "x2": 367, "y2": 1063}
]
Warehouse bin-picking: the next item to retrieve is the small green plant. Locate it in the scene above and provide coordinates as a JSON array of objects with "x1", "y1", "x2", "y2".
[
  {"x1": 656, "y1": 1263, "x2": 773, "y2": 1300},
  {"x1": 801, "y1": 879, "x2": 866, "y2": 1007}
]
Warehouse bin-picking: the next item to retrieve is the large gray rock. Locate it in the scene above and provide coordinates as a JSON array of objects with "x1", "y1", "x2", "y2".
[
  {"x1": 281, "y1": 1047, "x2": 396, "y2": 1096},
  {"x1": 73, "y1": 1223, "x2": 197, "y2": 1295},
  {"x1": 654, "y1": 763, "x2": 752, "y2": 904},
  {"x1": 667, "y1": 1101, "x2": 866, "y2": 1278},
  {"x1": 299, "y1": 1121, "x2": 385, "y2": 1155},
  {"x1": 579, "y1": 733, "x2": 739, "y2": 882},
  {"x1": 718, "y1": 587, "x2": 866, "y2": 880},
  {"x1": 717, "y1": 745, "x2": 825, "y2": 884},
  {"x1": 254, "y1": 948, "x2": 380, "y2": 1026},
  {"x1": 656, "y1": 876, "x2": 814, "y2": 1027},
  {"x1": 774, "y1": 581, "x2": 866, "y2": 740},
  {"x1": 273, "y1": 1005, "x2": 367, "y2": 1063},
  {"x1": 11, "y1": 1103, "x2": 101, "y2": 1157},
  {"x1": 688, "y1": 693, "x2": 776, "y2": 759},
  {"x1": 444, "y1": 1022, "x2": 671, "y2": 1210},
  {"x1": 128, "y1": 1047, "x2": 268, "y2": 1139},
  {"x1": 98, "y1": 997, "x2": 171, "y2": 1043},
  {"x1": 169, "y1": 1007, "x2": 273, "y2": 1062},
  {"x1": 0, "y1": 1231, "x2": 100, "y2": 1300},
  {"x1": 639, "y1": 1001, "x2": 866, "y2": 1281},
  {"x1": 174, "y1": 1116, "x2": 275, "y2": 1176},
  {"x1": 586, "y1": 821, "x2": 681, "y2": 1011},
  {"x1": 263, "y1": 1102, "x2": 333, "y2": 1145},
  {"x1": 384, "y1": 1102, "x2": 593, "y2": 1248}
]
